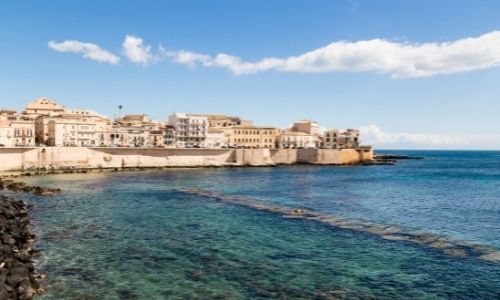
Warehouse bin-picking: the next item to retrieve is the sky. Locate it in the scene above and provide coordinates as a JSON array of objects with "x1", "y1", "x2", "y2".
[{"x1": 1, "y1": 0, "x2": 499, "y2": 149}]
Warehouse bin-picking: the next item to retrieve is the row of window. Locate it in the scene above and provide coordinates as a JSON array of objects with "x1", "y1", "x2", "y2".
[
  {"x1": 234, "y1": 130, "x2": 273, "y2": 135},
  {"x1": 234, "y1": 138, "x2": 274, "y2": 143},
  {"x1": 14, "y1": 129, "x2": 34, "y2": 137}
]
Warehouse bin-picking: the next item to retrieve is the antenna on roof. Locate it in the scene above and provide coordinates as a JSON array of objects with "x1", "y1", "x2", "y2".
[{"x1": 118, "y1": 105, "x2": 123, "y2": 119}]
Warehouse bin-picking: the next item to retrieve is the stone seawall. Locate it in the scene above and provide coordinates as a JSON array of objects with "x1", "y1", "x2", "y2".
[{"x1": 0, "y1": 147, "x2": 373, "y2": 171}]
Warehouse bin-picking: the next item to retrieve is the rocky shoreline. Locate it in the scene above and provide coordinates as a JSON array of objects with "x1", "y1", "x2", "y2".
[{"x1": 0, "y1": 195, "x2": 43, "y2": 299}]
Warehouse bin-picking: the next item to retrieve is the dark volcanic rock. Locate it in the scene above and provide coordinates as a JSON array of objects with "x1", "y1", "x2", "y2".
[
  {"x1": 374, "y1": 154, "x2": 424, "y2": 160},
  {"x1": 360, "y1": 153, "x2": 424, "y2": 166},
  {"x1": 0, "y1": 195, "x2": 43, "y2": 299}
]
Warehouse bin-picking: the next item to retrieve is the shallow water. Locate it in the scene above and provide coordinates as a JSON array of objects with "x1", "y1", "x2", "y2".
[{"x1": 19, "y1": 150, "x2": 500, "y2": 299}]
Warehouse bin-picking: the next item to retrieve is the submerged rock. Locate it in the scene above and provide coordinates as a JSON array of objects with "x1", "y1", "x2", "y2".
[
  {"x1": 443, "y1": 248, "x2": 468, "y2": 258},
  {"x1": 0, "y1": 179, "x2": 60, "y2": 196},
  {"x1": 175, "y1": 188, "x2": 500, "y2": 265},
  {"x1": 479, "y1": 251, "x2": 500, "y2": 263}
]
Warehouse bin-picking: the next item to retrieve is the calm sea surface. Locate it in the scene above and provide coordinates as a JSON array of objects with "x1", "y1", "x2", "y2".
[{"x1": 19, "y1": 150, "x2": 500, "y2": 299}]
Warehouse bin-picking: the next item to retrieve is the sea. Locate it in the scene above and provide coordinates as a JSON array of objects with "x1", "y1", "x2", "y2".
[{"x1": 17, "y1": 150, "x2": 500, "y2": 299}]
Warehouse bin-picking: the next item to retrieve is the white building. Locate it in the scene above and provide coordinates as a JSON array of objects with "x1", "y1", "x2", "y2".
[
  {"x1": 168, "y1": 113, "x2": 208, "y2": 147},
  {"x1": 279, "y1": 131, "x2": 319, "y2": 148}
]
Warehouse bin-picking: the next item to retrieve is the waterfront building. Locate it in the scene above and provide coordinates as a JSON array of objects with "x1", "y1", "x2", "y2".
[
  {"x1": 149, "y1": 129, "x2": 165, "y2": 147},
  {"x1": 225, "y1": 126, "x2": 279, "y2": 148},
  {"x1": 0, "y1": 110, "x2": 36, "y2": 147},
  {"x1": 125, "y1": 126, "x2": 150, "y2": 147},
  {"x1": 168, "y1": 113, "x2": 208, "y2": 147},
  {"x1": 2, "y1": 97, "x2": 368, "y2": 150},
  {"x1": 105, "y1": 125, "x2": 129, "y2": 147},
  {"x1": 279, "y1": 130, "x2": 319, "y2": 148},
  {"x1": 37, "y1": 111, "x2": 110, "y2": 146},
  {"x1": 47, "y1": 115, "x2": 97, "y2": 146},
  {"x1": 323, "y1": 129, "x2": 360, "y2": 149},
  {"x1": 205, "y1": 128, "x2": 226, "y2": 148},
  {"x1": 278, "y1": 119, "x2": 321, "y2": 148}
]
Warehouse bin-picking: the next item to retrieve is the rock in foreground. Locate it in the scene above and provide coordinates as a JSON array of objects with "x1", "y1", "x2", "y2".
[{"x1": 0, "y1": 196, "x2": 42, "y2": 299}]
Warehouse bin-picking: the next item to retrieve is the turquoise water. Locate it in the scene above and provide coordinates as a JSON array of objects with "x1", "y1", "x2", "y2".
[{"x1": 21, "y1": 151, "x2": 500, "y2": 299}]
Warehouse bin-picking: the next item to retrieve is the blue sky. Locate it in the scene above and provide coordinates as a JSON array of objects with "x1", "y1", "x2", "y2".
[{"x1": 1, "y1": 0, "x2": 500, "y2": 149}]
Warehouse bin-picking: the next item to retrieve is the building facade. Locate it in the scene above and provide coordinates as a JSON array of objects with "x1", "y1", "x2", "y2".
[
  {"x1": 279, "y1": 131, "x2": 319, "y2": 148},
  {"x1": 206, "y1": 115, "x2": 242, "y2": 128},
  {"x1": 225, "y1": 126, "x2": 278, "y2": 148},
  {"x1": 323, "y1": 129, "x2": 360, "y2": 149},
  {"x1": 291, "y1": 120, "x2": 319, "y2": 135},
  {"x1": 0, "y1": 110, "x2": 36, "y2": 147},
  {"x1": 168, "y1": 113, "x2": 208, "y2": 147},
  {"x1": 24, "y1": 97, "x2": 65, "y2": 116}
]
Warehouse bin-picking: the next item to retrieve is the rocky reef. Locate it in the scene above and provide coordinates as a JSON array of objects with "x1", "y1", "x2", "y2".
[
  {"x1": 175, "y1": 188, "x2": 500, "y2": 264},
  {"x1": 361, "y1": 153, "x2": 424, "y2": 166},
  {"x1": 0, "y1": 179, "x2": 60, "y2": 196},
  {"x1": 0, "y1": 195, "x2": 43, "y2": 299}
]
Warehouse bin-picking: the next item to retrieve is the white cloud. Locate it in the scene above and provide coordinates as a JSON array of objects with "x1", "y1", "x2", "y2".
[
  {"x1": 49, "y1": 31, "x2": 500, "y2": 77},
  {"x1": 359, "y1": 124, "x2": 500, "y2": 149},
  {"x1": 160, "y1": 48, "x2": 211, "y2": 67},
  {"x1": 165, "y1": 31, "x2": 500, "y2": 77},
  {"x1": 122, "y1": 35, "x2": 153, "y2": 65},
  {"x1": 48, "y1": 40, "x2": 120, "y2": 65}
]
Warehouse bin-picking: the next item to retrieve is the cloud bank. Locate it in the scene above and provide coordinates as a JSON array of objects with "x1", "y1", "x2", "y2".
[
  {"x1": 122, "y1": 35, "x2": 153, "y2": 65},
  {"x1": 359, "y1": 125, "x2": 500, "y2": 149},
  {"x1": 48, "y1": 40, "x2": 120, "y2": 65},
  {"x1": 48, "y1": 31, "x2": 500, "y2": 77},
  {"x1": 165, "y1": 31, "x2": 500, "y2": 77}
]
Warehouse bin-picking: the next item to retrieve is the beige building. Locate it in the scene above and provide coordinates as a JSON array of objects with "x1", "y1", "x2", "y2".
[
  {"x1": 207, "y1": 115, "x2": 243, "y2": 128},
  {"x1": 47, "y1": 115, "x2": 97, "y2": 146},
  {"x1": 116, "y1": 114, "x2": 151, "y2": 126},
  {"x1": 278, "y1": 119, "x2": 321, "y2": 149},
  {"x1": 291, "y1": 120, "x2": 319, "y2": 135},
  {"x1": 225, "y1": 126, "x2": 278, "y2": 148},
  {"x1": 324, "y1": 129, "x2": 360, "y2": 149},
  {"x1": 37, "y1": 112, "x2": 110, "y2": 146},
  {"x1": 205, "y1": 128, "x2": 226, "y2": 148},
  {"x1": 24, "y1": 97, "x2": 65, "y2": 116},
  {"x1": 149, "y1": 129, "x2": 165, "y2": 147},
  {"x1": 0, "y1": 110, "x2": 36, "y2": 147},
  {"x1": 105, "y1": 126, "x2": 128, "y2": 147}
]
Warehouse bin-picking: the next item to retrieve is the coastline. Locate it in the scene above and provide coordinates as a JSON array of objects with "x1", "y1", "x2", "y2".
[
  {"x1": 4, "y1": 150, "x2": 499, "y2": 298},
  {"x1": 0, "y1": 195, "x2": 43, "y2": 299},
  {"x1": 0, "y1": 147, "x2": 374, "y2": 172}
]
